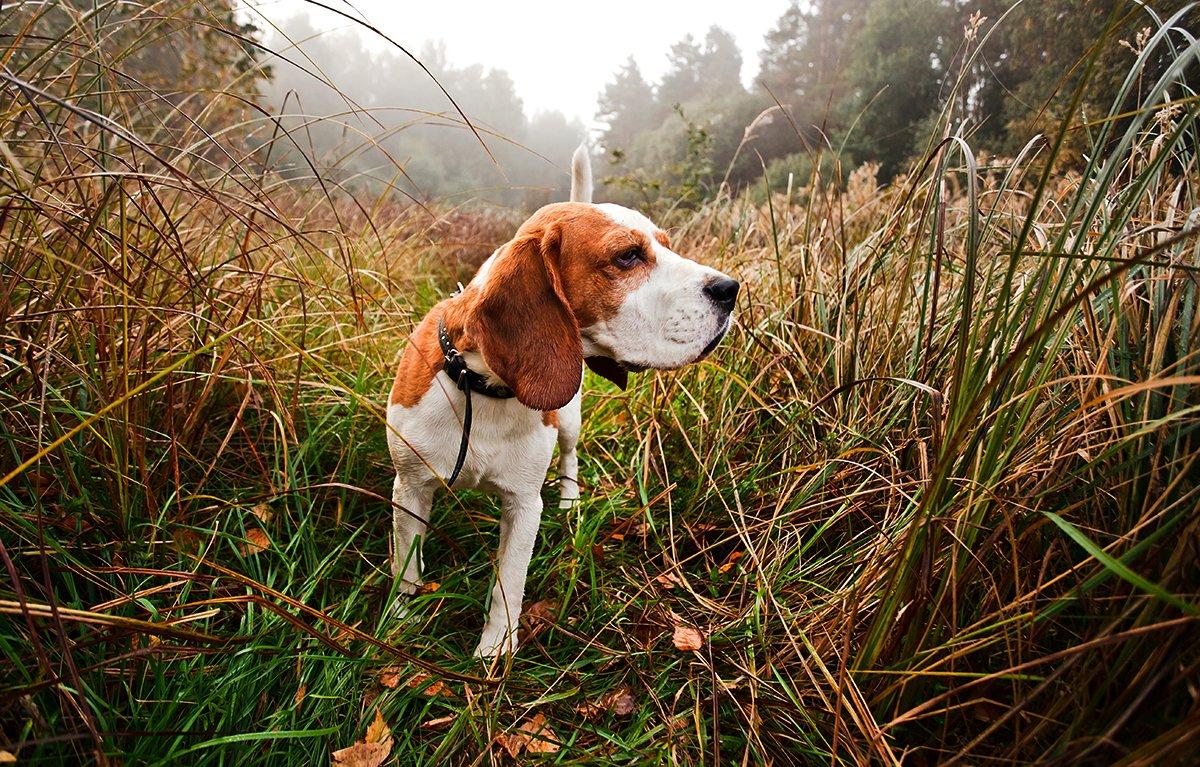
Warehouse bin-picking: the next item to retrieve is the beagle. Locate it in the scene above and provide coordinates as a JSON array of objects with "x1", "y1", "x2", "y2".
[{"x1": 386, "y1": 145, "x2": 739, "y2": 657}]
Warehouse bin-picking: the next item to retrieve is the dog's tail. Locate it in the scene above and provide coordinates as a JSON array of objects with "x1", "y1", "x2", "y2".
[{"x1": 570, "y1": 141, "x2": 592, "y2": 204}]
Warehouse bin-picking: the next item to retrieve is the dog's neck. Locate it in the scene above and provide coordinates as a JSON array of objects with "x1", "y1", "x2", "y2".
[{"x1": 439, "y1": 288, "x2": 509, "y2": 392}]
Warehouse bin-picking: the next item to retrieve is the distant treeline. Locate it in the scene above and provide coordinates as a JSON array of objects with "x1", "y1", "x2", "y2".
[
  {"x1": 596, "y1": 0, "x2": 1198, "y2": 208},
  {"x1": 9, "y1": 2, "x2": 1188, "y2": 210},
  {"x1": 261, "y1": 1, "x2": 1196, "y2": 211},
  {"x1": 261, "y1": 15, "x2": 586, "y2": 209}
]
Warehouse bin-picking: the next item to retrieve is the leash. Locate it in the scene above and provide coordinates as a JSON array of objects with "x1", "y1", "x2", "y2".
[{"x1": 437, "y1": 318, "x2": 513, "y2": 486}]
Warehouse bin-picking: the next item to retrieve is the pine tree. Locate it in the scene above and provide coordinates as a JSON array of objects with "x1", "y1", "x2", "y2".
[
  {"x1": 758, "y1": 1, "x2": 812, "y2": 101},
  {"x1": 698, "y1": 26, "x2": 745, "y2": 96},
  {"x1": 657, "y1": 34, "x2": 706, "y2": 110},
  {"x1": 597, "y1": 57, "x2": 658, "y2": 155}
]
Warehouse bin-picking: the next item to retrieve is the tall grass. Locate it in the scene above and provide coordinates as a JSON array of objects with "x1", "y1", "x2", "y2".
[{"x1": 2, "y1": 2, "x2": 1198, "y2": 764}]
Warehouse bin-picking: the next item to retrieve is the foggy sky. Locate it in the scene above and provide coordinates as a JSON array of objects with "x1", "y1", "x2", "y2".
[{"x1": 243, "y1": 0, "x2": 787, "y2": 125}]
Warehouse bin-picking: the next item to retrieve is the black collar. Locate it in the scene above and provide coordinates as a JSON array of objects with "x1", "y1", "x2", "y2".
[{"x1": 437, "y1": 318, "x2": 514, "y2": 399}]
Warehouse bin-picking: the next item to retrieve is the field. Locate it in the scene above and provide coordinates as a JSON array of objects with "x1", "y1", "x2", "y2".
[{"x1": 2, "y1": 5, "x2": 1199, "y2": 766}]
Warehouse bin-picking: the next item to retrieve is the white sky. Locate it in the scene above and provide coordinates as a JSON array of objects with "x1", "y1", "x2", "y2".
[{"x1": 244, "y1": 1, "x2": 788, "y2": 125}]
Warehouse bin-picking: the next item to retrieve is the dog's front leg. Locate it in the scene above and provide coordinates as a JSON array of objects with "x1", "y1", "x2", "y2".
[
  {"x1": 475, "y1": 490, "x2": 542, "y2": 658},
  {"x1": 390, "y1": 474, "x2": 433, "y2": 595}
]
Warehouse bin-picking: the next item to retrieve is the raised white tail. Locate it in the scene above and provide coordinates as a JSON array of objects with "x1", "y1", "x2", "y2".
[{"x1": 570, "y1": 142, "x2": 592, "y2": 203}]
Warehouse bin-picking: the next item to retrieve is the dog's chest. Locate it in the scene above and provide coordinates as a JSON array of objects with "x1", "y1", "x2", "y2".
[{"x1": 386, "y1": 372, "x2": 556, "y2": 492}]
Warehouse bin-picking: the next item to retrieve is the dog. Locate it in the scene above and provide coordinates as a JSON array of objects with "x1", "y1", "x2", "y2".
[{"x1": 386, "y1": 145, "x2": 739, "y2": 657}]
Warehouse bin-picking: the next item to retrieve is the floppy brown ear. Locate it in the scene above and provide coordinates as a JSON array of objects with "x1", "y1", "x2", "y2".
[{"x1": 474, "y1": 226, "x2": 583, "y2": 411}]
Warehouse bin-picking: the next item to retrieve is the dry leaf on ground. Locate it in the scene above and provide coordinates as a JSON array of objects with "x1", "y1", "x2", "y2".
[
  {"x1": 496, "y1": 712, "x2": 560, "y2": 758},
  {"x1": 524, "y1": 599, "x2": 558, "y2": 623},
  {"x1": 655, "y1": 571, "x2": 683, "y2": 590},
  {"x1": 408, "y1": 673, "x2": 451, "y2": 698},
  {"x1": 251, "y1": 503, "x2": 273, "y2": 523},
  {"x1": 378, "y1": 666, "x2": 402, "y2": 689},
  {"x1": 378, "y1": 667, "x2": 451, "y2": 697},
  {"x1": 520, "y1": 599, "x2": 559, "y2": 644},
  {"x1": 607, "y1": 688, "x2": 637, "y2": 716},
  {"x1": 333, "y1": 622, "x2": 362, "y2": 644},
  {"x1": 718, "y1": 551, "x2": 744, "y2": 573},
  {"x1": 332, "y1": 709, "x2": 393, "y2": 767},
  {"x1": 672, "y1": 624, "x2": 704, "y2": 652},
  {"x1": 240, "y1": 528, "x2": 270, "y2": 555},
  {"x1": 577, "y1": 687, "x2": 638, "y2": 719}
]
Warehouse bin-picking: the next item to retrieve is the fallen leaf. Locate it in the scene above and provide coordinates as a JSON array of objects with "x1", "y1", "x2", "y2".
[
  {"x1": 364, "y1": 711, "x2": 390, "y2": 744},
  {"x1": 496, "y1": 712, "x2": 560, "y2": 758},
  {"x1": 172, "y1": 528, "x2": 204, "y2": 555},
  {"x1": 608, "y1": 688, "x2": 637, "y2": 716},
  {"x1": 332, "y1": 709, "x2": 393, "y2": 767},
  {"x1": 519, "y1": 599, "x2": 559, "y2": 644},
  {"x1": 577, "y1": 686, "x2": 639, "y2": 720},
  {"x1": 251, "y1": 502, "x2": 274, "y2": 524},
  {"x1": 574, "y1": 700, "x2": 602, "y2": 720},
  {"x1": 241, "y1": 528, "x2": 270, "y2": 556},
  {"x1": 333, "y1": 622, "x2": 362, "y2": 644},
  {"x1": 672, "y1": 625, "x2": 704, "y2": 652},
  {"x1": 608, "y1": 517, "x2": 650, "y2": 541},
  {"x1": 524, "y1": 599, "x2": 558, "y2": 624},
  {"x1": 655, "y1": 572, "x2": 682, "y2": 590},
  {"x1": 417, "y1": 581, "x2": 440, "y2": 594},
  {"x1": 24, "y1": 470, "x2": 58, "y2": 499},
  {"x1": 378, "y1": 666, "x2": 402, "y2": 689},
  {"x1": 379, "y1": 667, "x2": 452, "y2": 697},
  {"x1": 407, "y1": 672, "x2": 451, "y2": 698},
  {"x1": 718, "y1": 551, "x2": 745, "y2": 574}
]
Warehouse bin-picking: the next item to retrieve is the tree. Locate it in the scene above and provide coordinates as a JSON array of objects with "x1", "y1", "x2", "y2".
[
  {"x1": 758, "y1": 1, "x2": 813, "y2": 102},
  {"x1": 3, "y1": 0, "x2": 269, "y2": 130},
  {"x1": 657, "y1": 34, "x2": 707, "y2": 111},
  {"x1": 597, "y1": 57, "x2": 657, "y2": 155},
  {"x1": 752, "y1": 1, "x2": 868, "y2": 167},
  {"x1": 698, "y1": 26, "x2": 745, "y2": 96},
  {"x1": 262, "y1": 14, "x2": 582, "y2": 204},
  {"x1": 988, "y1": 0, "x2": 1200, "y2": 162},
  {"x1": 843, "y1": 0, "x2": 955, "y2": 178},
  {"x1": 658, "y1": 27, "x2": 746, "y2": 111}
]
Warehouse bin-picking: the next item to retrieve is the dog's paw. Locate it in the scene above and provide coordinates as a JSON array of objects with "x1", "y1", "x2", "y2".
[
  {"x1": 473, "y1": 627, "x2": 518, "y2": 659},
  {"x1": 388, "y1": 580, "x2": 425, "y2": 622},
  {"x1": 388, "y1": 593, "x2": 418, "y2": 622}
]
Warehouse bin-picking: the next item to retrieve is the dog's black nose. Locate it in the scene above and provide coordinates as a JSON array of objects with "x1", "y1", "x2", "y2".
[{"x1": 704, "y1": 277, "x2": 740, "y2": 308}]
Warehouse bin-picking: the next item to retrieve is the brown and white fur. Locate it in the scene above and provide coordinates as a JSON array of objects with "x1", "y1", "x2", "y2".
[{"x1": 386, "y1": 145, "x2": 739, "y2": 657}]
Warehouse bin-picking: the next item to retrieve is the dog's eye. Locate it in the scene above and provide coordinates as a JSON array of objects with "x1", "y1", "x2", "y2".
[{"x1": 613, "y1": 247, "x2": 642, "y2": 269}]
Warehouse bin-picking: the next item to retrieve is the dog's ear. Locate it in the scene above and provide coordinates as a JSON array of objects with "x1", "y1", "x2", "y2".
[{"x1": 474, "y1": 225, "x2": 582, "y2": 411}]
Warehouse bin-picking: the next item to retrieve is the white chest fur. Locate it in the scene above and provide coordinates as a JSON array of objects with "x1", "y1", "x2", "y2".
[{"x1": 386, "y1": 371, "x2": 559, "y2": 494}]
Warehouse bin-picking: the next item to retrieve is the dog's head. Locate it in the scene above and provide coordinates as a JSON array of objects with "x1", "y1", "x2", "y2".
[{"x1": 464, "y1": 201, "x2": 738, "y2": 411}]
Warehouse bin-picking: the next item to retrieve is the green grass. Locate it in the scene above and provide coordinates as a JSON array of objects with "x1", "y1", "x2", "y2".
[{"x1": 2, "y1": 3, "x2": 1200, "y2": 765}]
